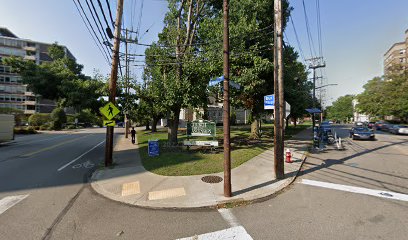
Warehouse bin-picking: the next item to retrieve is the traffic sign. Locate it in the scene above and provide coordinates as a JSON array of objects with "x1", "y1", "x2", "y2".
[
  {"x1": 103, "y1": 120, "x2": 116, "y2": 126},
  {"x1": 264, "y1": 94, "x2": 274, "y2": 109},
  {"x1": 100, "y1": 102, "x2": 120, "y2": 120},
  {"x1": 286, "y1": 102, "x2": 291, "y2": 118}
]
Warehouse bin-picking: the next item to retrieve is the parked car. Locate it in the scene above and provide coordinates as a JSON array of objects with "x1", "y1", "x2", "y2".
[
  {"x1": 375, "y1": 121, "x2": 387, "y2": 130},
  {"x1": 349, "y1": 127, "x2": 375, "y2": 140},
  {"x1": 389, "y1": 125, "x2": 408, "y2": 135},
  {"x1": 380, "y1": 123, "x2": 393, "y2": 132},
  {"x1": 367, "y1": 121, "x2": 376, "y2": 129},
  {"x1": 354, "y1": 121, "x2": 364, "y2": 127}
]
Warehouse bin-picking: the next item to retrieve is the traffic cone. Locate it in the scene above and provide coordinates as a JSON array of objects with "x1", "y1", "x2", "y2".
[{"x1": 285, "y1": 148, "x2": 293, "y2": 163}]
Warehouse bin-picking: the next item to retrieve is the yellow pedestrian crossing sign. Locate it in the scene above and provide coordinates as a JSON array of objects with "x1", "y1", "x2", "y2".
[
  {"x1": 103, "y1": 120, "x2": 116, "y2": 126},
  {"x1": 100, "y1": 102, "x2": 120, "y2": 120}
]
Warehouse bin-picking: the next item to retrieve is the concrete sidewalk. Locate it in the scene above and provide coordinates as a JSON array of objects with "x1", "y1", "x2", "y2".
[{"x1": 91, "y1": 128, "x2": 311, "y2": 209}]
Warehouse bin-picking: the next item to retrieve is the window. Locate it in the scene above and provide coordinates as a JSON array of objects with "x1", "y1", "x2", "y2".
[
  {"x1": 400, "y1": 49, "x2": 406, "y2": 55},
  {"x1": 400, "y1": 58, "x2": 406, "y2": 63}
]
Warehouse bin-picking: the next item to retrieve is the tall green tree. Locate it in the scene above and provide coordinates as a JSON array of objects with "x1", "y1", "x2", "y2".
[{"x1": 327, "y1": 95, "x2": 354, "y2": 122}]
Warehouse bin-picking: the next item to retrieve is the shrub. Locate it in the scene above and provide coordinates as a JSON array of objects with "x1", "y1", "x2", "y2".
[
  {"x1": 14, "y1": 127, "x2": 37, "y2": 134},
  {"x1": 28, "y1": 113, "x2": 51, "y2": 126},
  {"x1": 50, "y1": 108, "x2": 67, "y2": 130}
]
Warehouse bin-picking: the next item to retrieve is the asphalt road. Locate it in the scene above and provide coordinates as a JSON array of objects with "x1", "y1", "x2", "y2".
[{"x1": 0, "y1": 125, "x2": 407, "y2": 240}]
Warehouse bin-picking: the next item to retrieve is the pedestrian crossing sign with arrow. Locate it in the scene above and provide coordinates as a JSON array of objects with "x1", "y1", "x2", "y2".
[
  {"x1": 103, "y1": 120, "x2": 116, "y2": 126},
  {"x1": 100, "y1": 102, "x2": 120, "y2": 120}
]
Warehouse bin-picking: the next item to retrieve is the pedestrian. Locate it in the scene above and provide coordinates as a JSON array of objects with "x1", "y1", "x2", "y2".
[{"x1": 131, "y1": 127, "x2": 136, "y2": 144}]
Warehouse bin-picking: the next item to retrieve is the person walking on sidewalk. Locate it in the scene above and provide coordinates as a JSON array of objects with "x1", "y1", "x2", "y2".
[{"x1": 131, "y1": 127, "x2": 136, "y2": 144}]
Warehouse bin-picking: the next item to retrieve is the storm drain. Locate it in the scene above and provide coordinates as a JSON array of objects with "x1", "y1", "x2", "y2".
[{"x1": 201, "y1": 175, "x2": 223, "y2": 184}]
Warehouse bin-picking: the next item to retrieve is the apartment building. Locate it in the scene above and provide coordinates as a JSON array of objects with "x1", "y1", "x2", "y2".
[
  {"x1": 0, "y1": 27, "x2": 75, "y2": 114},
  {"x1": 383, "y1": 29, "x2": 408, "y2": 75}
]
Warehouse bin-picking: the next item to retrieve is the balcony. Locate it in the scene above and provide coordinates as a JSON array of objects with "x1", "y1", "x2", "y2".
[
  {"x1": 24, "y1": 92, "x2": 35, "y2": 96},
  {"x1": 24, "y1": 109, "x2": 36, "y2": 114},
  {"x1": 23, "y1": 46, "x2": 36, "y2": 51},
  {"x1": 23, "y1": 55, "x2": 36, "y2": 61}
]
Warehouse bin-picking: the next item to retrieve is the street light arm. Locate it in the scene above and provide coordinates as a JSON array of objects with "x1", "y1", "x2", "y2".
[{"x1": 315, "y1": 83, "x2": 338, "y2": 90}]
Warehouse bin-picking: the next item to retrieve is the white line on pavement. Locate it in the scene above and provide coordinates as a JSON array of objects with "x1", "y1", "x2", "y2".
[
  {"x1": 301, "y1": 179, "x2": 408, "y2": 202},
  {"x1": 218, "y1": 208, "x2": 241, "y2": 227},
  {"x1": 176, "y1": 226, "x2": 253, "y2": 240},
  {"x1": 57, "y1": 140, "x2": 105, "y2": 172},
  {"x1": 0, "y1": 195, "x2": 29, "y2": 215}
]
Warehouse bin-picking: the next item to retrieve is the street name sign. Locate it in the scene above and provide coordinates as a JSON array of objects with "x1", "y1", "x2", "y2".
[
  {"x1": 103, "y1": 120, "x2": 116, "y2": 126},
  {"x1": 100, "y1": 102, "x2": 120, "y2": 120},
  {"x1": 264, "y1": 94, "x2": 274, "y2": 109},
  {"x1": 187, "y1": 120, "x2": 216, "y2": 137}
]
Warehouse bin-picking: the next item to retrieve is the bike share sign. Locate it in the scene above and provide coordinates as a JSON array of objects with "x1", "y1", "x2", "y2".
[{"x1": 187, "y1": 120, "x2": 216, "y2": 137}]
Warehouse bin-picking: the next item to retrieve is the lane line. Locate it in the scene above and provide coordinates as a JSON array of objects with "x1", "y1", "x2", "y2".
[
  {"x1": 13, "y1": 134, "x2": 69, "y2": 147},
  {"x1": 0, "y1": 195, "x2": 29, "y2": 215},
  {"x1": 57, "y1": 140, "x2": 105, "y2": 171},
  {"x1": 301, "y1": 179, "x2": 408, "y2": 202},
  {"x1": 218, "y1": 208, "x2": 241, "y2": 227},
  {"x1": 20, "y1": 134, "x2": 92, "y2": 157},
  {"x1": 176, "y1": 226, "x2": 253, "y2": 240}
]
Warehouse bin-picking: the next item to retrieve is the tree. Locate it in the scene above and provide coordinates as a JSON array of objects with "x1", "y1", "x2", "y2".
[
  {"x1": 3, "y1": 43, "x2": 105, "y2": 112},
  {"x1": 326, "y1": 95, "x2": 355, "y2": 122},
  {"x1": 50, "y1": 108, "x2": 67, "y2": 130}
]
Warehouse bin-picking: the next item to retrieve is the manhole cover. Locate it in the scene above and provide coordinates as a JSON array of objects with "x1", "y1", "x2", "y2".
[{"x1": 201, "y1": 175, "x2": 223, "y2": 184}]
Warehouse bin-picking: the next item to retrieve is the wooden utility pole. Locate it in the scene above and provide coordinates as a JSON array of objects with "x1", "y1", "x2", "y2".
[
  {"x1": 274, "y1": 0, "x2": 284, "y2": 179},
  {"x1": 124, "y1": 28, "x2": 129, "y2": 139},
  {"x1": 105, "y1": 0, "x2": 124, "y2": 167},
  {"x1": 307, "y1": 57, "x2": 326, "y2": 132},
  {"x1": 223, "y1": 0, "x2": 231, "y2": 197}
]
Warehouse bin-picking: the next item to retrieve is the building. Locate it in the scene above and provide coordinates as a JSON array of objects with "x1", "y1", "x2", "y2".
[
  {"x1": 383, "y1": 29, "x2": 408, "y2": 75},
  {"x1": 352, "y1": 99, "x2": 370, "y2": 122},
  {"x1": 0, "y1": 27, "x2": 75, "y2": 114}
]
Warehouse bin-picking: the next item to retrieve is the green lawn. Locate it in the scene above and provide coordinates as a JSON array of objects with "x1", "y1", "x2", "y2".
[{"x1": 137, "y1": 123, "x2": 310, "y2": 176}]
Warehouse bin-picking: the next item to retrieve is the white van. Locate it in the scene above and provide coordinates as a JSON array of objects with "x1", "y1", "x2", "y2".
[{"x1": 0, "y1": 114, "x2": 15, "y2": 142}]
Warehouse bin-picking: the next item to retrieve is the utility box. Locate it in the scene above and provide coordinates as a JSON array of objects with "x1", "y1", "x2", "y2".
[{"x1": 0, "y1": 114, "x2": 15, "y2": 142}]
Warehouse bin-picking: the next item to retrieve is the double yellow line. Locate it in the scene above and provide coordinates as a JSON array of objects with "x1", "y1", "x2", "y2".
[{"x1": 20, "y1": 134, "x2": 92, "y2": 157}]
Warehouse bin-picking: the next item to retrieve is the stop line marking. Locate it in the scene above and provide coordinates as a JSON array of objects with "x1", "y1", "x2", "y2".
[
  {"x1": 0, "y1": 195, "x2": 29, "y2": 215},
  {"x1": 301, "y1": 179, "x2": 408, "y2": 202}
]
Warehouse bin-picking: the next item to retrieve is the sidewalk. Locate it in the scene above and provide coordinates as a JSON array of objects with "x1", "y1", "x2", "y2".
[{"x1": 91, "y1": 128, "x2": 312, "y2": 209}]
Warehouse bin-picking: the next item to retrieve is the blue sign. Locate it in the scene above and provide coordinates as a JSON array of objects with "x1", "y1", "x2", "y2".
[
  {"x1": 148, "y1": 140, "x2": 159, "y2": 157},
  {"x1": 264, "y1": 94, "x2": 274, "y2": 110}
]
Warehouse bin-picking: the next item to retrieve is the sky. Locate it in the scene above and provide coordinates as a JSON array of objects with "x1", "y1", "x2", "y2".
[{"x1": 1, "y1": 0, "x2": 408, "y2": 107}]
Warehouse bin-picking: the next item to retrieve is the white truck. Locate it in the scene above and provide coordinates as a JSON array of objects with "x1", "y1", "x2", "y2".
[{"x1": 0, "y1": 114, "x2": 15, "y2": 142}]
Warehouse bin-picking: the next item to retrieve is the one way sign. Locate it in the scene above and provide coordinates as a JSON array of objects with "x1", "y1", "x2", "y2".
[{"x1": 103, "y1": 120, "x2": 116, "y2": 126}]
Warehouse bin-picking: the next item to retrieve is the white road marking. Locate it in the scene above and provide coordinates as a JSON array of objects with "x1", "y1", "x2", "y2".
[
  {"x1": 218, "y1": 208, "x2": 241, "y2": 227},
  {"x1": 176, "y1": 226, "x2": 253, "y2": 240},
  {"x1": 0, "y1": 195, "x2": 29, "y2": 215},
  {"x1": 301, "y1": 179, "x2": 408, "y2": 202},
  {"x1": 57, "y1": 140, "x2": 105, "y2": 171}
]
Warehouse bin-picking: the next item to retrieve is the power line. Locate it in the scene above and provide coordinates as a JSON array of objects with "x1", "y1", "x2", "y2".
[
  {"x1": 316, "y1": 0, "x2": 323, "y2": 57},
  {"x1": 96, "y1": 0, "x2": 114, "y2": 37},
  {"x1": 74, "y1": 0, "x2": 111, "y2": 64},
  {"x1": 302, "y1": 0, "x2": 317, "y2": 58},
  {"x1": 289, "y1": 15, "x2": 306, "y2": 63},
  {"x1": 104, "y1": 0, "x2": 115, "y2": 27},
  {"x1": 87, "y1": 0, "x2": 110, "y2": 41}
]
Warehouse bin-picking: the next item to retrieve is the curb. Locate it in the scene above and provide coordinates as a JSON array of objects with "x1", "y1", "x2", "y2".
[{"x1": 90, "y1": 148, "x2": 310, "y2": 210}]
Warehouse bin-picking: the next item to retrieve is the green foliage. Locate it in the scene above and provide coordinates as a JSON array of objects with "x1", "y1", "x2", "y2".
[
  {"x1": 357, "y1": 69, "x2": 408, "y2": 119},
  {"x1": 75, "y1": 109, "x2": 102, "y2": 126},
  {"x1": 28, "y1": 113, "x2": 51, "y2": 126},
  {"x1": 14, "y1": 126, "x2": 37, "y2": 134},
  {"x1": 326, "y1": 95, "x2": 355, "y2": 122},
  {"x1": 50, "y1": 108, "x2": 66, "y2": 130}
]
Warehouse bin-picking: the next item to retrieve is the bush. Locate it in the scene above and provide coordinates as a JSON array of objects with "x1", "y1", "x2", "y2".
[
  {"x1": 14, "y1": 127, "x2": 37, "y2": 134},
  {"x1": 50, "y1": 108, "x2": 67, "y2": 130},
  {"x1": 75, "y1": 109, "x2": 102, "y2": 127},
  {"x1": 28, "y1": 113, "x2": 51, "y2": 126},
  {"x1": 39, "y1": 125, "x2": 51, "y2": 130}
]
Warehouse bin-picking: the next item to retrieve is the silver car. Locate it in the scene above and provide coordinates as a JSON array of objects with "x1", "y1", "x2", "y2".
[{"x1": 389, "y1": 125, "x2": 408, "y2": 135}]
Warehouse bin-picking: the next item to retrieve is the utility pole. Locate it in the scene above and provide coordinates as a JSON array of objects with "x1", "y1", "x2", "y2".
[
  {"x1": 105, "y1": 0, "x2": 124, "y2": 167},
  {"x1": 307, "y1": 57, "x2": 326, "y2": 133},
  {"x1": 223, "y1": 0, "x2": 231, "y2": 197},
  {"x1": 124, "y1": 28, "x2": 129, "y2": 139},
  {"x1": 274, "y1": 0, "x2": 284, "y2": 179}
]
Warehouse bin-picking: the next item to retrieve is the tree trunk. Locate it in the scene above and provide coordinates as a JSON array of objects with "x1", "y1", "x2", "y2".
[
  {"x1": 151, "y1": 117, "x2": 159, "y2": 132},
  {"x1": 168, "y1": 108, "x2": 181, "y2": 144},
  {"x1": 285, "y1": 116, "x2": 289, "y2": 128},
  {"x1": 250, "y1": 118, "x2": 260, "y2": 139},
  {"x1": 293, "y1": 117, "x2": 297, "y2": 127},
  {"x1": 145, "y1": 121, "x2": 150, "y2": 130}
]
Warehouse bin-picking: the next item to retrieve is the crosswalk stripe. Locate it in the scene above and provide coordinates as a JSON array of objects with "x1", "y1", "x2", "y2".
[
  {"x1": 0, "y1": 195, "x2": 29, "y2": 215},
  {"x1": 301, "y1": 179, "x2": 408, "y2": 202},
  {"x1": 176, "y1": 226, "x2": 253, "y2": 240}
]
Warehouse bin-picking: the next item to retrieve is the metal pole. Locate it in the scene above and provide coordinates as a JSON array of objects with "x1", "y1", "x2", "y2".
[
  {"x1": 312, "y1": 68, "x2": 316, "y2": 131},
  {"x1": 105, "y1": 0, "x2": 124, "y2": 167},
  {"x1": 274, "y1": 0, "x2": 284, "y2": 179},
  {"x1": 223, "y1": 0, "x2": 231, "y2": 197}
]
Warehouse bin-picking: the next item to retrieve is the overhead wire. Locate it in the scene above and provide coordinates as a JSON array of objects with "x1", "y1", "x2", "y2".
[
  {"x1": 289, "y1": 15, "x2": 306, "y2": 63},
  {"x1": 73, "y1": 0, "x2": 111, "y2": 64},
  {"x1": 104, "y1": 0, "x2": 115, "y2": 27},
  {"x1": 87, "y1": 0, "x2": 111, "y2": 41},
  {"x1": 302, "y1": 0, "x2": 318, "y2": 58},
  {"x1": 96, "y1": 0, "x2": 113, "y2": 33}
]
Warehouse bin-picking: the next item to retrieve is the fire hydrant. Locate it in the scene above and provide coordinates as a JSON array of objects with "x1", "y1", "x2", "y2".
[{"x1": 285, "y1": 148, "x2": 292, "y2": 163}]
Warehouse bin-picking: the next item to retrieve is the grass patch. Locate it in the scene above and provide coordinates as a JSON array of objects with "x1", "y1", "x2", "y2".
[{"x1": 137, "y1": 123, "x2": 310, "y2": 176}]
